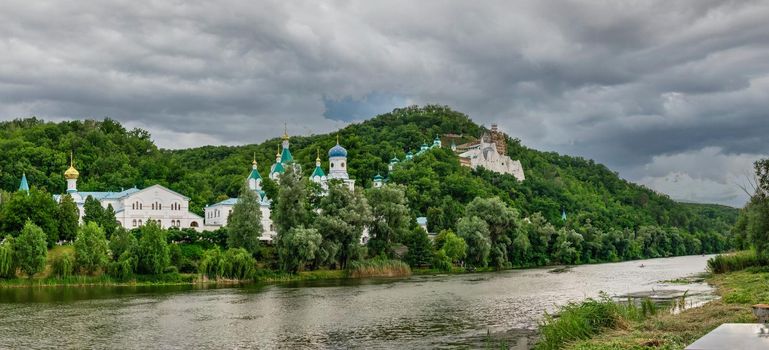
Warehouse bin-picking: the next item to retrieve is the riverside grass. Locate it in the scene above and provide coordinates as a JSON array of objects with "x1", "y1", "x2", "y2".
[
  {"x1": 706, "y1": 250, "x2": 765, "y2": 274},
  {"x1": 553, "y1": 269, "x2": 767, "y2": 350},
  {"x1": 347, "y1": 258, "x2": 411, "y2": 278},
  {"x1": 534, "y1": 294, "x2": 650, "y2": 350}
]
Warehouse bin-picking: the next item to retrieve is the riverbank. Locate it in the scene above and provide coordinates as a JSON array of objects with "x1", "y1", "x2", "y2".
[{"x1": 553, "y1": 269, "x2": 767, "y2": 349}]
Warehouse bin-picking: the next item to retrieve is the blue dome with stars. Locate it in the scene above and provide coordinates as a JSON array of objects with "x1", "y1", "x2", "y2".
[{"x1": 328, "y1": 143, "x2": 348, "y2": 158}]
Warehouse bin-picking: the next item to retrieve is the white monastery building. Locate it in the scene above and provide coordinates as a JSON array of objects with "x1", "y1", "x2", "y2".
[
  {"x1": 454, "y1": 124, "x2": 525, "y2": 181},
  {"x1": 54, "y1": 156, "x2": 204, "y2": 230}
]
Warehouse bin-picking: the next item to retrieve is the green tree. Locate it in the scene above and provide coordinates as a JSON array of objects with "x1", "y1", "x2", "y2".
[
  {"x1": 137, "y1": 221, "x2": 170, "y2": 274},
  {"x1": 316, "y1": 182, "x2": 372, "y2": 268},
  {"x1": 273, "y1": 166, "x2": 312, "y2": 234},
  {"x1": 0, "y1": 236, "x2": 15, "y2": 278},
  {"x1": 457, "y1": 216, "x2": 491, "y2": 268},
  {"x1": 109, "y1": 227, "x2": 137, "y2": 261},
  {"x1": 365, "y1": 184, "x2": 411, "y2": 257},
  {"x1": 14, "y1": 221, "x2": 48, "y2": 277},
  {"x1": 276, "y1": 226, "x2": 322, "y2": 273},
  {"x1": 102, "y1": 204, "x2": 118, "y2": 238},
  {"x1": 403, "y1": 226, "x2": 433, "y2": 267},
  {"x1": 553, "y1": 228, "x2": 583, "y2": 264},
  {"x1": 435, "y1": 230, "x2": 467, "y2": 265},
  {"x1": 746, "y1": 196, "x2": 769, "y2": 259},
  {"x1": 74, "y1": 222, "x2": 110, "y2": 274},
  {"x1": 57, "y1": 194, "x2": 80, "y2": 242},
  {"x1": 0, "y1": 189, "x2": 60, "y2": 246},
  {"x1": 464, "y1": 197, "x2": 518, "y2": 269},
  {"x1": 227, "y1": 183, "x2": 263, "y2": 255},
  {"x1": 82, "y1": 195, "x2": 104, "y2": 226}
]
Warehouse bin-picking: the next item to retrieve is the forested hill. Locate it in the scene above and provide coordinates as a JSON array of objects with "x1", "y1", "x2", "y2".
[{"x1": 0, "y1": 106, "x2": 737, "y2": 234}]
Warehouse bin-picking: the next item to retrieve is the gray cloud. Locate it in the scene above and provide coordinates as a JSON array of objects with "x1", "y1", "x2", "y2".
[{"x1": 1, "y1": 0, "x2": 768, "y2": 206}]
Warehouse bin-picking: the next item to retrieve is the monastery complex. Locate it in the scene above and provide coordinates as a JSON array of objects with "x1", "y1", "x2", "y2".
[{"x1": 40, "y1": 125, "x2": 523, "y2": 242}]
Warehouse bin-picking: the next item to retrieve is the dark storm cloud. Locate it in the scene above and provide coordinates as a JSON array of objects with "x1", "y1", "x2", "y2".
[{"x1": 1, "y1": 0, "x2": 768, "y2": 206}]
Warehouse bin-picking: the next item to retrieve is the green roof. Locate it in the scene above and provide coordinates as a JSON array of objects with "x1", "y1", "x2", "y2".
[
  {"x1": 271, "y1": 162, "x2": 285, "y2": 174},
  {"x1": 373, "y1": 174, "x2": 383, "y2": 180},
  {"x1": 311, "y1": 165, "x2": 326, "y2": 178},
  {"x1": 249, "y1": 168, "x2": 262, "y2": 180},
  {"x1": 281, "y1": 147, "x2": 293, "y2": 163}
]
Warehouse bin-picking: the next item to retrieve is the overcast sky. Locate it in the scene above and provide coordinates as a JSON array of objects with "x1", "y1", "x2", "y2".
[{"x1": 1, "y1": 1, "x2": 768, "y2": 207}]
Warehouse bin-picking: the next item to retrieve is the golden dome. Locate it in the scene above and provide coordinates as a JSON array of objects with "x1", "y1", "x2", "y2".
[
  {"x1": 64, "y1": 152, "x2": 79, "y2": 179},
  {"x1": 64, "y1": 166, "x2": 79, "y2": 179}
]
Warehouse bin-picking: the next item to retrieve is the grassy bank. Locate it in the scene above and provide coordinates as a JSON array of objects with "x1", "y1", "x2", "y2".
[
  {"x1": 545, "y1": 269, "x2": 766, "y2": 349},
  {"x1": 0, "y1": 272, "x2": 198, "y2": 288}
]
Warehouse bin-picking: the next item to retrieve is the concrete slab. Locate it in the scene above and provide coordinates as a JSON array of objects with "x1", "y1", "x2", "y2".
[{"x1": 686, "y1": 323, "x2": 769, "y2": 350}]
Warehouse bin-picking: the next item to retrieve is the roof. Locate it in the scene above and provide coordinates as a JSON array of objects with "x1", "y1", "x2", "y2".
[
  {"x1": 249, "y1": 168, "x2": 262, "y2": 180},
  {"x1": 18, "y1": 174, "x2": 29, "y2": 192},
  {"x1": 211, "y1": 198, "x2": 239, "y2": 207},
  {"x1": 373, "y1": 174, "x2": 383, "y2": 180},
  {"x1": 390, "y1": 157, "x2": 399, "y2": 163},
  {"x1": 311, "y1": 164, "x2": 326, "y2": 178},
  {"x1": 271, "y1": 162, "x2": 285, "y2": 174},
  {"x1": 328, "y1": 143, "x2": 348, "y2": 158},
  {"x1": 280, "y1": 147, "x2": 293, "y2": 163}
]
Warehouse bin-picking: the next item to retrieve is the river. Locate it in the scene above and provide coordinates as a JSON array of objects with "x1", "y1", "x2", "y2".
[{"x1": 0, "y1": 255, "x2": 715, "y2": 349}]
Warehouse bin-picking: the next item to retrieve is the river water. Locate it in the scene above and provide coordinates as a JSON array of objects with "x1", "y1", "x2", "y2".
[{"x1": 0, "y1": 255, "x2": 715, "y2": 349}]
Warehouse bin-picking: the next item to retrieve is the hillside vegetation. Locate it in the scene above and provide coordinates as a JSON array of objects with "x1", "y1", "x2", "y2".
[{"x1": 0, "y1": 105, "x2": 736, "y2": 235}]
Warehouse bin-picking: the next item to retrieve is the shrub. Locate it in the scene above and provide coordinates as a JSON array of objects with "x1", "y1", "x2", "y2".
[
  {"x1": 199, "y1": 247, "x2": 224, "y2": 279},
  {"x1": 107, "y1": 252, "x2": 135, "y2": 280},
  {"x1": 224, "y1": 248, "x2": 256, "y2": 280},
  {"x1": 198, "y1": 247, "x2": 257, "y2": 280},
  {"x1": 432, "y1": 249, "x2": 453, "y2": 272},
  {"x1": 178, "y1": 243, "x2": 205, "y2": 273},
  {"x1": 51, "y1": 250, "x2": 76, "y2": 277}
]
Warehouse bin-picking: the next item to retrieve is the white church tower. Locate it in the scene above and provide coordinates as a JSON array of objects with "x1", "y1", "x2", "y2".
[{"x1": 327, "y1": 136, "x2": 355, "y2": 191}]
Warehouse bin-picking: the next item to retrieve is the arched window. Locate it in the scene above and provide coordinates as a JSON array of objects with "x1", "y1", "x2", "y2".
[
  {"x1": 140, "y1": 203, "x2": 143, "y2": 210},
  {"x1": 341, "y1": 162, "x2": 345, "y2": 168},
  {"x1": 132, "y1": 219, "x2": 137, "y2": 227},
  {"x1": 151, "y1": 203, "x2": 155, "y2": 210},
  {"x1": 132, "y1": 203, "x2": 135, "y2": 210},
  {"x1": 330, "y1": 162, "x2": 334, "y2": 168},
  {"x1": 158, "y1": 203, "x2": 162, "y2": 210},
  {"x1": 190, "y1": 221, "x2": 199, "y2": 228},
  {"x1": 138, "y1": 219, "x2": 143, "y2": 226}
]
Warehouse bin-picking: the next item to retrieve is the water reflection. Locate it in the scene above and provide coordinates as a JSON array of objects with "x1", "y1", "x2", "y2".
[{"x1": 0, "y1": 255, "x2": 714, "y2": 349}]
